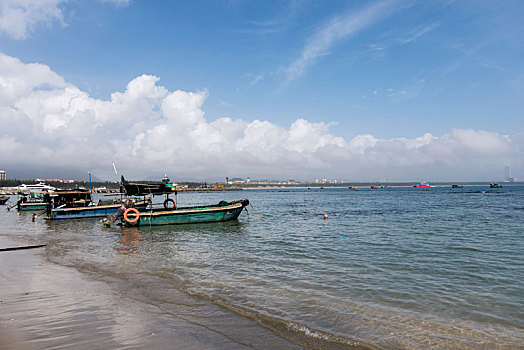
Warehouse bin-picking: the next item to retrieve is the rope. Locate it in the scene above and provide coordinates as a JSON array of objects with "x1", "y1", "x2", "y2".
[
  {"x1": 148, "y1": 187, "x2": 153, "y2": 228},
  {"x1": 246, "y1": 203, "x2": 266, "y2": 220}
]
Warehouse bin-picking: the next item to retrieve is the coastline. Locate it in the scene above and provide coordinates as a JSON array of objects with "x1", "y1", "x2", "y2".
[
  {"x1": 0, "y1": 237, "x2": 303, "y2": 350},
  {"x1": 0, "y1": 236, "x2": 370, "y2": 350},
  {"x1": 2, "y1": 182, "x2": 520, "y2": 196}
]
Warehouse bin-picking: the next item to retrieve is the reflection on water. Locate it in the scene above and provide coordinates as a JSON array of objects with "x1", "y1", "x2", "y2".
[
  {"x1": 139, "y1": 219, "x2": 246, "y2": 235},
  {"x1": 117, "y1": 228, "x2": 141, "y2": 255}
]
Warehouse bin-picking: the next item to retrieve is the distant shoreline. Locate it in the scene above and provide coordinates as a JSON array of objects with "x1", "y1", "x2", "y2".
[
  {"x1": 1, "y1": 181, "x2": 521, "y2": 195},
  {"x1": 238, "y1": 182, "x2": 522, "y2": 189}
]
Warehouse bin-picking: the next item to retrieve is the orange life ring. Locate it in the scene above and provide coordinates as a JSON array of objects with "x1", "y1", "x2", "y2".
[
  {"x1": 164, "y1": 198, "x2": 176, "y2": 210},
  {"x1": 124, "y1": 207, "x2": 140, "y2": 223}
]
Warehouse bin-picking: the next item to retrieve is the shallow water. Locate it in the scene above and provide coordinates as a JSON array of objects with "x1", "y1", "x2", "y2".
[{"x1": 1, "y1": 186, "x2": 523, "y2": 349}]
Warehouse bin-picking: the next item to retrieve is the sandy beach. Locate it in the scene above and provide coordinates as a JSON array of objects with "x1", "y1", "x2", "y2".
[{"x1": 0, "y1": 237, "x2": 303, "y2": 350}]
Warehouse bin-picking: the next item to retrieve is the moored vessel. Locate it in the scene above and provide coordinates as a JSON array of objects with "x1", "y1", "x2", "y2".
[
  {"x1": 413, "y1": 182, "x2": 432, "y2": 188},
  {"x1": 16, "y1": 182, "x2": 56, "y2": 193},
  {"x1": 51, "y1": 197, "x2": 151, "y2": 220},
  {"x1": 120, "y1": 199, "x2": 249, "y2": 227}
]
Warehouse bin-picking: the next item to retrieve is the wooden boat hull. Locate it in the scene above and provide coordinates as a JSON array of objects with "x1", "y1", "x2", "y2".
[
  {"x1": 124, "y1": 199, "x2": 249, "y2": 227},
  {"x1": 18, "y1": 189, "x2": 92, "y2": 211},
  {"x1": 51, "y1": 199, "x2": 150, "y2": 220},
  {"x1": 19, "y1": 202, "x2": 47, "y2": 211},
  {"x1": 0, "y1": 196, "x2": 9, "y2": 205}
]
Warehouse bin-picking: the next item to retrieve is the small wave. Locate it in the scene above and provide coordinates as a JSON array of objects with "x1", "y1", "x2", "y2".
[
  {"x1": 178, "y1": 286, "x2": 377, "y2": 349},
  {"x1": 449, "y1": 246, "x2": 482, "y2": 252},
  {"x1": 263, "y1": 317, "x2": 379, "y2": 349}
]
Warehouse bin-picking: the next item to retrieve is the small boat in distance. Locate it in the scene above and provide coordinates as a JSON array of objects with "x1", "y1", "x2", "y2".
[
  {"x1": 452, "y1": 184, "x2": 463, "y2": 188},
  {"x1": 16, "y1": 182, "x2": 56, "y2": 192},
  {"x1": 413, "y1": 182, "x2": 432, "y2": 188},
  {"x1": 489, "y1": 183, "x2": 502, "y2": 188},
  {"x1": 371, "y1": 185, "x2": 391, "y2": 189}
]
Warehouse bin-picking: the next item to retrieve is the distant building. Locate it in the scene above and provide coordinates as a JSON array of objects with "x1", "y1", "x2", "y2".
[
  {"x1": 504, "y1": 165, "x2": 518, "y2": 182},
  {"x1": 284, "y1": 179, "x2": 300, "y2": 185},
  {"x1": 35, "y1": 178, "x2": 75, "y2": 183},
  {"x1": 0, "y1": 170, "x2": 5, "y2": 180},
  {"x1": 229, "y1": 177, "x2": 246, "y2": 184},
  {"x1": 315, "y1": 178, "x2": 340, "y2": 184}
]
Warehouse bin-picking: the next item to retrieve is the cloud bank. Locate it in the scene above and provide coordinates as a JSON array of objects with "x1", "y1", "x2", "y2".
[{"x1": 0, "y1": 52, "x2": 521, "y2": 181}]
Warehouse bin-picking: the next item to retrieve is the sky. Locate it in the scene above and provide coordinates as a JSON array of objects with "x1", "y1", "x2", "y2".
[{"x1": 0, "y1": 0, "x2": 523, "y2": 182}]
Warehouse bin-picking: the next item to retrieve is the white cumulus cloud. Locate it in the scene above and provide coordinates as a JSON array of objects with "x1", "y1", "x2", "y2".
[
  {"x1": 0, "y1": 51, "x2": 522, "y2": 182},
  {"x1": 0, "y1": 0, "x2": 67, "y2": 40}
]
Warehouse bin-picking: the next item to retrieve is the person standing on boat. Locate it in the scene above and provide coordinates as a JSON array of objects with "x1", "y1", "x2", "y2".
[
  {"x1": 16, "y1": 195, "x2": 27, "y2": 211},
  {"x1": 44, "y1": 192, "x2": 53, "y2": 219}
]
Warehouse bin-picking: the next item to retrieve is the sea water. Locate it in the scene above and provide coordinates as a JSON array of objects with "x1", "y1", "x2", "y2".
[{"x1": 1, "y1": 186, "x2": 523, "y2": 348}]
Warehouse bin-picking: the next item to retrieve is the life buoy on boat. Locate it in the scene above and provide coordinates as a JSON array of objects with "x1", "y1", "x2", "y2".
[
  {"x1": 164, "y1": 198, "x2": 176, "y2": 210},
  {"x1": 124, "y1": 208, "x2": 140, "y2": 223}
]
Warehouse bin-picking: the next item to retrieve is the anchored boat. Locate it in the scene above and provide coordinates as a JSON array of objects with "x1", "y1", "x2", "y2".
[
  {"x1": 16, "y1": 182, "x2": 56, "y2": 193},
  {"x1": 102, "y1": 176, "x2": 250, "y2": 227},
  {"x1": 413, "y1": 182, "x2": 432, "y2": 188},
  {"x1": 19, "y1": 189, "x2": 91, "y2": 212},
  {"x1": 19, "y1": 201, "x2": 48, "y2": 211},
  {"x1": 14, "y1": 187, "x2": 150, "y2": 220},
  {"x1": 121, "y1": 199, "x2": 250, "y2": 227},
  {"x1": 51, "y1": 197, "x2": 151, "y2": 220}
]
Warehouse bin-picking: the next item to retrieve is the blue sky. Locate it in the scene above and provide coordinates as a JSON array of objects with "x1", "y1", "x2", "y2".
[{"x1": 0, "y1": 0, "x2": 523, "y2": 181}]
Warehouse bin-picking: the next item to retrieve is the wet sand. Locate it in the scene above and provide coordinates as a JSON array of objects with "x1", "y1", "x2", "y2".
[{"x1": 0, "y1": 237, "x2": 302, "y2": 350}]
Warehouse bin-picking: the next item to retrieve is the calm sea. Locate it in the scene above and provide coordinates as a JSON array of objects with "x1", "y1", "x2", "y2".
[{"x1": 1, "y1": 186, "x2": 523, "y2": 349}]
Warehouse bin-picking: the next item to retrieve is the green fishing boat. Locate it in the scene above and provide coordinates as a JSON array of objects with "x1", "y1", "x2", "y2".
[
  {"x1": 19, "y1": 202, "x2": 48, "y2": 211},
  {"x1": 119, "y1": 199, "x2": 249, "y2": 227},
  {"x1": 101, "y1": 176, "x2": 249, "y2": 227},
  {"x1": 16, "y1": 190, "x2": 48, "y2": 211}
]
